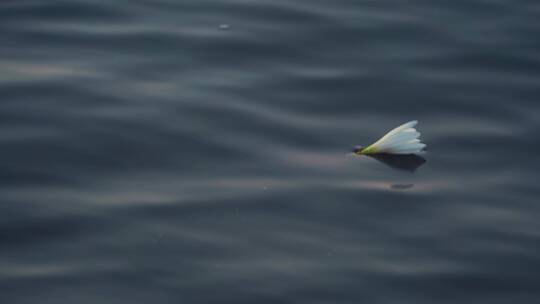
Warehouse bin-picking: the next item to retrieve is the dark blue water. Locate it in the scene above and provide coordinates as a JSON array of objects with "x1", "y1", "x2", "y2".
[{"x1": 2, "y1": 1, "x2": 540, "y2": 303}]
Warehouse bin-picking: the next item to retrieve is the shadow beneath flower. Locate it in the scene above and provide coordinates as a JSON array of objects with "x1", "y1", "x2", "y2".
[{"x1": 368, "y1": 154, "x2": 427, "y2": 172}]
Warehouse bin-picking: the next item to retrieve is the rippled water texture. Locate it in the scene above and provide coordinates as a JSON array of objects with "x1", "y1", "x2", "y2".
[{"x1": 2, "y1": 0, "x2": 540, "y2": 303}]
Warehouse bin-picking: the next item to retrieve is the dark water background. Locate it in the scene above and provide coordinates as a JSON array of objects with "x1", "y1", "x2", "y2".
[{"x1": 2, "y1": 0, "x2": 540, "y2": 303}]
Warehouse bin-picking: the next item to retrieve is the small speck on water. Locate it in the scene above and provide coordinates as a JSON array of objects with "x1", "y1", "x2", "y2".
[
  {"x1": 219, "y1": 24, "x2": 230, "y2": 30},
  {"x1": 391, "y1": 183, "x2": 414, "y2": 190}
]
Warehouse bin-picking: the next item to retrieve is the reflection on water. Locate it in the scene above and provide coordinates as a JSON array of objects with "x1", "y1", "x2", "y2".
[
  {"x1": 2, "y1": 0, "x2": 540, "y2": 303},
  {"x1": 368, "y1": 154, "x2": 427, "y2": 172}
]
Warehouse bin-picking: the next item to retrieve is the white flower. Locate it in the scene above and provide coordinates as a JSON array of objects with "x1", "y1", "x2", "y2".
[{"x1": 356, "y1": 120, "x2": 426, "y2": 155}]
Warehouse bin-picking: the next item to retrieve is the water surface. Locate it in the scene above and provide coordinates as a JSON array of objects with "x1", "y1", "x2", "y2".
[{"x1": 2, "y1": 0, "x2": 540, "y2": 303}]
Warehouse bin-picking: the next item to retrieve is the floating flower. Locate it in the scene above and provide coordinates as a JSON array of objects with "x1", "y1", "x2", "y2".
[{"x1": 353, "y1": 120, "x2": 426, "y2": 155}]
